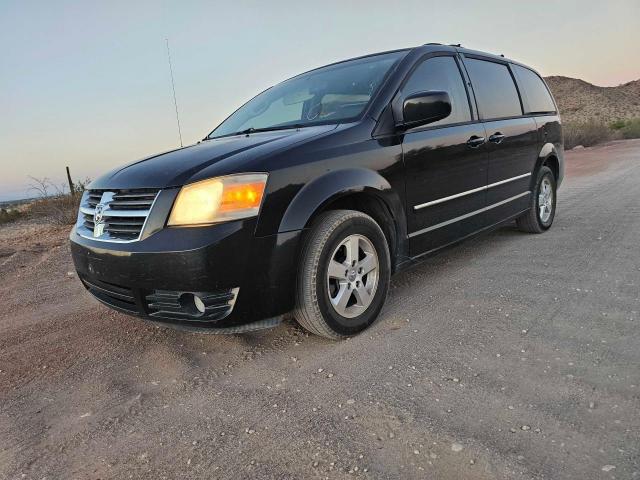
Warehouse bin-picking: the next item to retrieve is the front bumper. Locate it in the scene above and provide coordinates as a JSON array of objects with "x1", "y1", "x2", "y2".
[{"x1": 70, "y1": 218, "x2": 301, "y2": 331}]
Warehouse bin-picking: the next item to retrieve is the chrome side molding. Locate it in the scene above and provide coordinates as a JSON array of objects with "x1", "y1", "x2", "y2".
[
  {"x1": 414, "y1": 172, "x2": 531, "y2": 210},
  {"x1": 409, "y1": 191, "x2": 530, "y2": 238}
]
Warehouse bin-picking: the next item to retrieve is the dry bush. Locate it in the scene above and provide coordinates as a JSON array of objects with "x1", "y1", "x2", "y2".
[
  {"x1": 563, "y1": 120, "x2": 619, "y2": 149},
  {"x1": 0, "y1": 208, "x2": 22, "y2": 225},
  {"x1": 26, "y1": 177, "x2": 82, "y2": 226},
  {"x1": 29, "y1": 194, "x2": 81, "y2": 225}
]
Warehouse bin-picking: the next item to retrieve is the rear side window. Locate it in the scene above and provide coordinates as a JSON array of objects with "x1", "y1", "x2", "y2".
[
  {"x1": 512, "y1": 64, "x2": 556, "y2": 114},
  {"x1": 464, "y1": 58, "x2": 522, "y2": 119},
  {"x1": 403, "y1": 56, "x2": 471, "y2": 127}
]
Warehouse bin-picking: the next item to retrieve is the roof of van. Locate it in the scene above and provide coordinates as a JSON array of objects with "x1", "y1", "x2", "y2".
[
  {"x1": 419, "y1": 43, "x2": 514, "y2": 63},
  {"x1": 322, "y1": 43, "x2": 525, "y2": 69},
  {"x1": 419, "y1": 43, "x2": 536, "y2": 70},
  {"x1": 290, "y1": 43, "x2": 535, "y2": 81}
]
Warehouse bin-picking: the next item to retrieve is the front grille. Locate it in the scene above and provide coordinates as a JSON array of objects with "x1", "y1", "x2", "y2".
[
  {"x1": 81, "y1": 277, "x2": 139, "y2": 313},
  {"x1": 145, "y1": 288, "x2": 239, "y2": 322},
  {"x1": 77, "y1": 189, "x2": 159, "y2": 242}
]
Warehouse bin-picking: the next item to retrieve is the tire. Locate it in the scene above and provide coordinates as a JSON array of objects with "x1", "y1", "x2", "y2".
[
  {"x1": 516, "y1": 166, "x2": 557, "y2": 233},
  {"x1": 294, "y1": 209, "x2": 391, "y2": 339}
]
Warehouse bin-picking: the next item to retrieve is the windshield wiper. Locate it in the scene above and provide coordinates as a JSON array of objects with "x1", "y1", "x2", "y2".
[
  {"x1": 207, "y1": 124, "x2": 308, "y2": 140},
  {"x1": 237, "y1": 124, "x2": 308, "y2": 135}
]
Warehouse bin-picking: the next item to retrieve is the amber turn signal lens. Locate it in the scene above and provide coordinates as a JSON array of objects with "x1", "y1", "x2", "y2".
[
  {"x1": 168, "y1": 174, "x2": 268, "y2": 226},
  {"x1": 219, "y1": 182, "x2": 266, "y2": 213}
]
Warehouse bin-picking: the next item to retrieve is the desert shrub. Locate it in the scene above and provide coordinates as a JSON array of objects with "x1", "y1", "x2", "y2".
[
  {"x1": 610, "y1": 119, "x2": 626, "y2": 130},
  {"x1": 617, "y1": 118, "x2": 640, "y2": 139},
  {"x1": 26, "y1": 177, "x2": 83, "y2": 226},
  {"x1": 28, "y1": 193, "x2": 81, "y2": 225},
  {"x1": 563, "y1": 120, "x2": 619, "y2": 149},
  {"x1": 0, "y1": 208, "x2": 22, "y2": 225}
]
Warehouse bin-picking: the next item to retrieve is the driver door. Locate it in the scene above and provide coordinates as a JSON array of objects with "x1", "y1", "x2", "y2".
[{"x1": 401, "y1": 55, "x2": 489, "y2": 256}]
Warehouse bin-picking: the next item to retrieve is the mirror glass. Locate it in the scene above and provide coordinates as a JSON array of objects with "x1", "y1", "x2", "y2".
[{"x1": 402, "y1": 91, "x2": 452, "y2": 127}]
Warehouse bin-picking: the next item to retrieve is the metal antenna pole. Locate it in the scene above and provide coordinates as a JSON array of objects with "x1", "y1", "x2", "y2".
[{"x1": 165, "y1": 38, "x2": 183, "y2": 147}]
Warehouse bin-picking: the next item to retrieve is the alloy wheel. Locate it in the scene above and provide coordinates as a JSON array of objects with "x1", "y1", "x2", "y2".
[
  {"x1": 538, "y1": 177, "x2": 553, "y2": 223},
  {"x1": 326, "y1": 234, "x2": 379, "y2": 318}
]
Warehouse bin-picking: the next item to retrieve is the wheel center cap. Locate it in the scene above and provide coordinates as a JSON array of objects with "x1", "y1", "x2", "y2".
[{"x1": 348, "y1": 270, "x2": 357, "y2": 281}]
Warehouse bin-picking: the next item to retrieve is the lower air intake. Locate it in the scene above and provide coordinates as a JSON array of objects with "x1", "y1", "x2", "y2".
[
  {"x1": 81, "y1": 277, "x2": 139, "y2": 314},
  {"x1": 145, "y1": 288, "x2": 239, "y2": 322}
]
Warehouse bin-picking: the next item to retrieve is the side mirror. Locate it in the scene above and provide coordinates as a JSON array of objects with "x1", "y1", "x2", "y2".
[{"x1": 401, "y1": 91, "x2": 452, "y2": 128}]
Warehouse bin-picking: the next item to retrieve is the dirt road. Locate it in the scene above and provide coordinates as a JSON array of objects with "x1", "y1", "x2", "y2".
[{"x1": 1, "y1": 140, "x2": 639, "y2": 480}]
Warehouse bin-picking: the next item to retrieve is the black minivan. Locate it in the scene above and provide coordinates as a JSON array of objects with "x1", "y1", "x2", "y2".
[{"x1": 70, "y1": 43, "x2": 563, "y2": 338}]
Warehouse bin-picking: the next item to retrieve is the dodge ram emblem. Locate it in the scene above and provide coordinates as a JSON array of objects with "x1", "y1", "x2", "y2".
[{"x1": 93, "y1": 203, "x2": 105, "y2": 237}]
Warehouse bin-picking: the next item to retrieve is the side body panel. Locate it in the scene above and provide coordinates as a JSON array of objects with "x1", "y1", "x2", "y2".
[
  {"x1": 403, "y1": 124, "x2": 489, "y2": 255},
  {"x1": 483, "y1": 117, "x2": 539, "y2": 206}
]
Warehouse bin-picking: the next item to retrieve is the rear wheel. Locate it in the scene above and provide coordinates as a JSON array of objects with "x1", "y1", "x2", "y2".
[
  {"x1": 294, "y1": 210, "x2": 391, "y2": 339},
  {"x1": 516, "y1": 165, "x2": 556, "y2": 233}
]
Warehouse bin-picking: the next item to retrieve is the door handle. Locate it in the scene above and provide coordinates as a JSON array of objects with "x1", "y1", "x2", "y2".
[
  {"x1": 489, "y1": 132, "x2": 505, "y2": 144},
  {"x1": 466, "y1": 135, "x2": 485, "y2": 148}
]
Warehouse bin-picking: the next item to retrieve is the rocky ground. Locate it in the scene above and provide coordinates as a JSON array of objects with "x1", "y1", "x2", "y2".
[{"x1": 1, "y1": 140, "x2": 639, "y2": 479}]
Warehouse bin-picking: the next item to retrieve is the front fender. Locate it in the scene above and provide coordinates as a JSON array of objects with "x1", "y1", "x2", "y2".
[{"x1": 278, "y1": 168, "x2": 405, "y2": 234}]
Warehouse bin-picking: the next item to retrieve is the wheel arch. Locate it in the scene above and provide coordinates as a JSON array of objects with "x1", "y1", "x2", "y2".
[
  {"x1": 533, "y1": 142, "x2": 564, "y2": 188},
  {"x1": 279, "y1": 168, "x2": 408, "y2": 271}
]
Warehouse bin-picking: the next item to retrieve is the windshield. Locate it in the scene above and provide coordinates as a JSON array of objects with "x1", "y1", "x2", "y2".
[{"x1": 207, "y1": 51, "x2": 407, "y2": 139}]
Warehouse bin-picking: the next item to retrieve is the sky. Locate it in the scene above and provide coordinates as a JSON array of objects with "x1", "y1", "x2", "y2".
[{"x1": 1, "y1": 0, "x2": 639, "y2": 201}]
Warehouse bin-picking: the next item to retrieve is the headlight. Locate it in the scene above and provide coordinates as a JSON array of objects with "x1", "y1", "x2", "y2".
[{"x1": 168, "y1": 173, "x2": 267, "y2": 226}]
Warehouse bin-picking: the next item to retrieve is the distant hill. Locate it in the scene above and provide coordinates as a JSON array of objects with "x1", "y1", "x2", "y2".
[
  {"x1": 0, "y1": 197, "x2": 37, "y2": 209},
  {"x1": 544, "y1": 76, "x2": 640, "y2": 124}
]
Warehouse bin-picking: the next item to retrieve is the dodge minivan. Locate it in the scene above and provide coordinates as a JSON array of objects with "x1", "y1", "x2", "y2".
[{"x1": 70, "y1": 43, "x2": 563, "y2": 338}]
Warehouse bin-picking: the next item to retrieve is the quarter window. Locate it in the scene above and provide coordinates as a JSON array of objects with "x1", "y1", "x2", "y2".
[
  {"x1": 464, "y1": 58, "x2": 522, "y2": 119},
  {"x1": 403, "y1": 56, "x2": 471, "y2": 127},
  {"x1": 512, "y1": 64, "x2": 556, "y2": 114}
]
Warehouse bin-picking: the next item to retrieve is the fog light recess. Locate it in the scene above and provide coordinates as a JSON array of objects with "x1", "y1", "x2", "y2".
[
  {"x1": 179, "y1": 293, "x2": 206, "y2": 316},
  {"x1": 145, "y1": 288, "x2": 239, "y2": 322}
]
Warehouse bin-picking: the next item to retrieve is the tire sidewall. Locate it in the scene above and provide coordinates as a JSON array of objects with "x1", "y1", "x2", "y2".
[
  {"x1": 535, "y1": 167, "x2": 556, "y2": 230},
  {"x1": 314, "y1": 215, "x2": 390, "y2": 336}
]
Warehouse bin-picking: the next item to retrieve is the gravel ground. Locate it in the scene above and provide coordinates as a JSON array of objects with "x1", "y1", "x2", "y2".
[{"x1": 1, "y1": 140, "x2": 639, "y2": 480}]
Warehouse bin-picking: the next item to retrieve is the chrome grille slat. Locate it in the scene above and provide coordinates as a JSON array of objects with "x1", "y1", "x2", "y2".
[
  {"x1": 112, "y1": 193, "x2": 157, "y2": 200},
  {"x1": 80, "y1": 206, "x2": 151, "y2": 217},
  {"x1": 106, "y1": 226, "x2": 142, "y2": 233},
  {"x1": 76, "y1": 189, "x2": 159, "y2": 243},
  {"x1": 109, "y1": 200, "x2": 154, "y2": 207},
  {"x1": 104, "y1": 219, "x2": 145, "y2": 226}
]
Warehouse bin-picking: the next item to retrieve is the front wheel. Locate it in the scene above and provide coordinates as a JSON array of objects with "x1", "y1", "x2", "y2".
[
  {"x1": 516, "y1": 165, "x2": 557, "y2": 233},
  {"x1": 294, "y1": 210, "x2": 391, "y2": 339}
]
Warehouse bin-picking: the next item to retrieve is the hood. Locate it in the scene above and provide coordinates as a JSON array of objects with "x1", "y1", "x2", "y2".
[{"x1": 90, "y1": 125, "x2": 337, "y2": 190}]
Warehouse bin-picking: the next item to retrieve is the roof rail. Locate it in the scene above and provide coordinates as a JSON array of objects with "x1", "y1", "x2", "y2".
[{"x1": 423, "y1": 42, "x2": 463, "y2": 47}]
